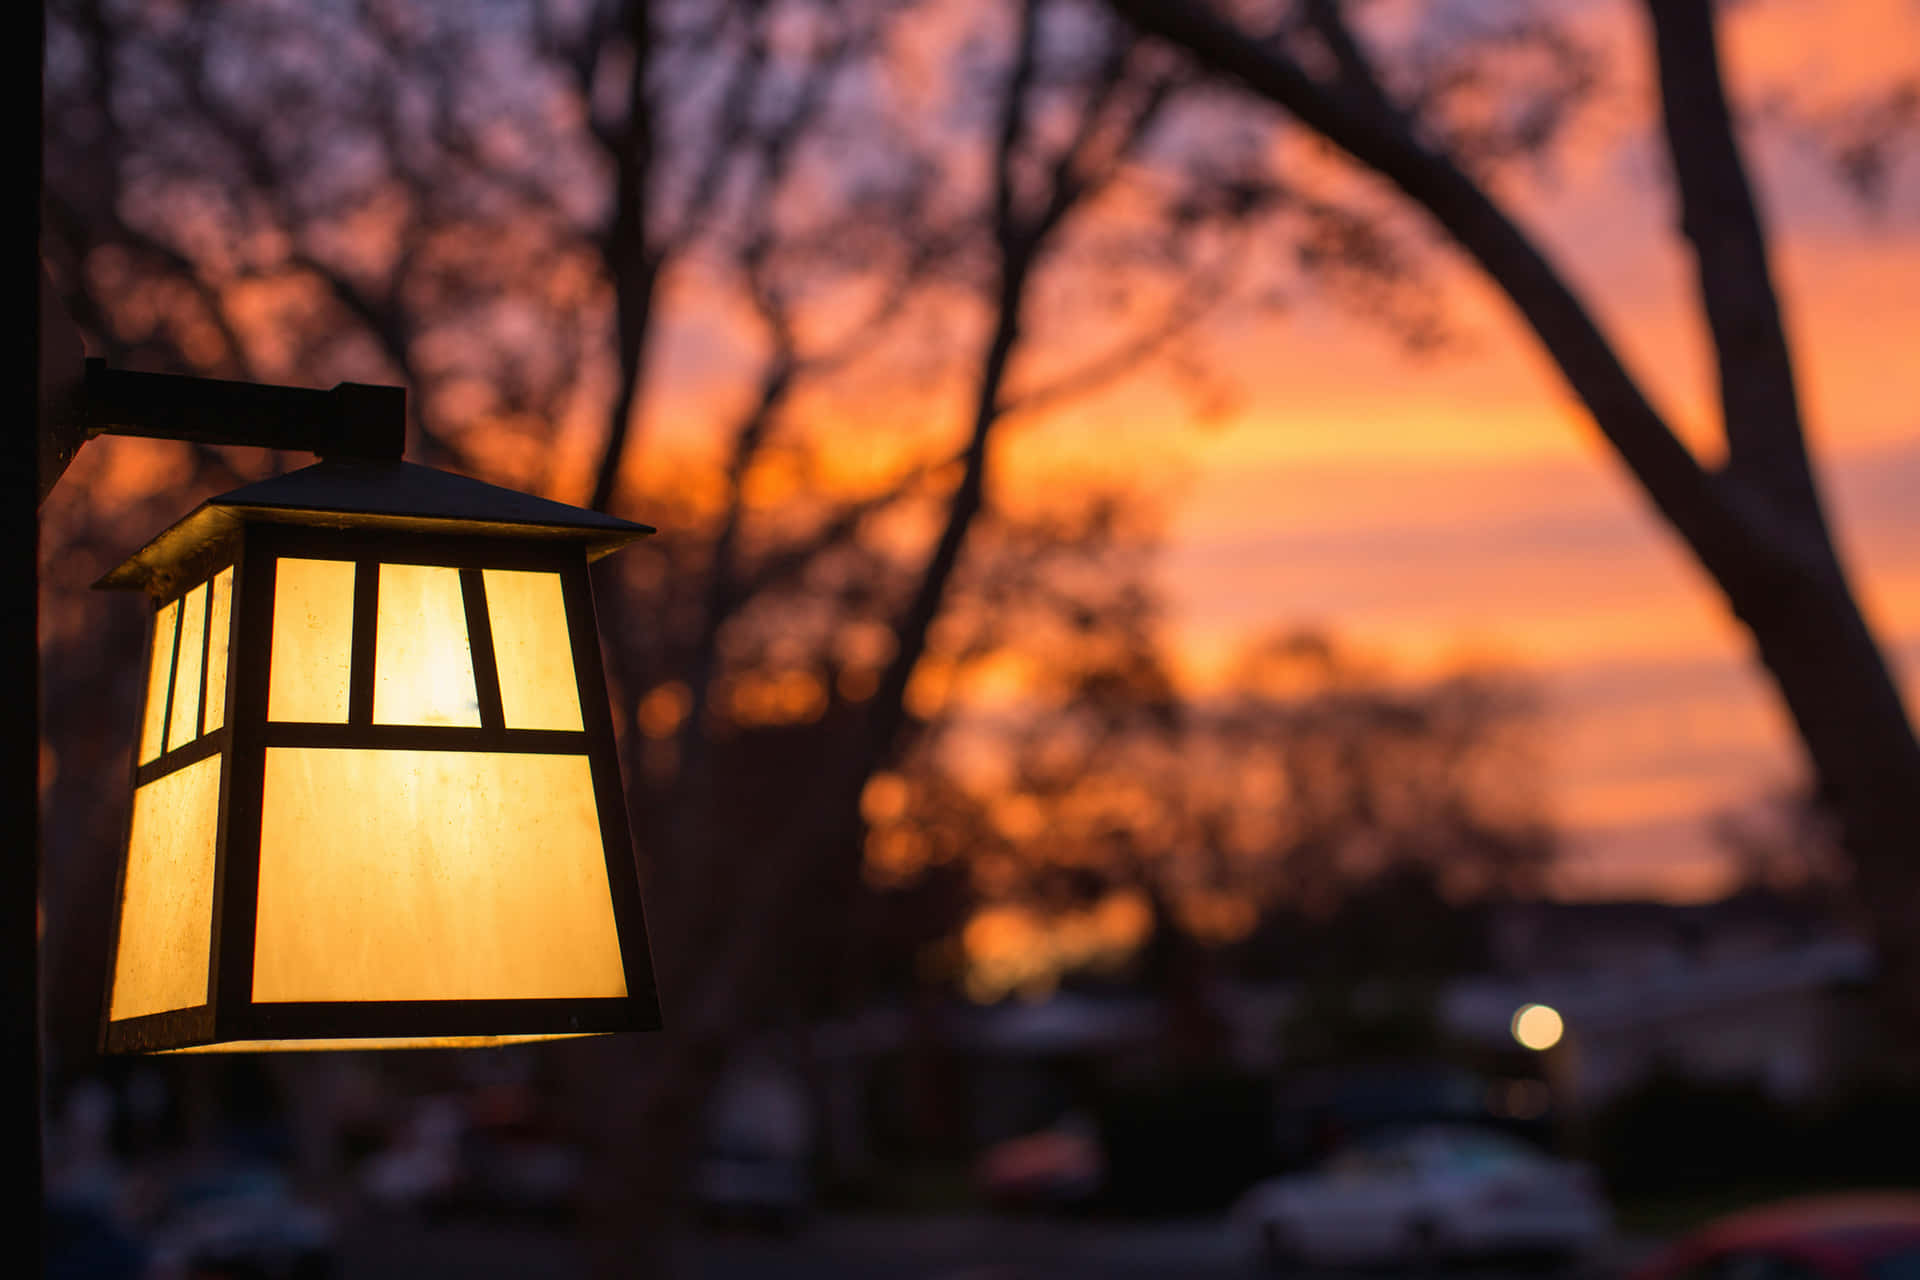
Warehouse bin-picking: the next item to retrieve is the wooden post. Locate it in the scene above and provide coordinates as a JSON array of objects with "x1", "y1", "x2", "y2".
[{"x1": 11, "y1": 5, "x2": 48, "y2": 1270}]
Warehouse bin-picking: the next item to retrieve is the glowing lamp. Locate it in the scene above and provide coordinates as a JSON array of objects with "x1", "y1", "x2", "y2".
[
  {"x1": 96, "y1": 459, "x2": 661, "y2": 1053},
  {"x1": 1510, "y1": 1002, "x2": 1564, "y2": 1052}
]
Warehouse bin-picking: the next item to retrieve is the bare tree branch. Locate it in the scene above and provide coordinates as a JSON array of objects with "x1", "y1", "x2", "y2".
[
  {"x1": 1645, "y1": 0, "x2": 1825, "y2": 536},
  {"x1": 589, "y1": 0, "x2": 664, "y2": 513},
  {"x1": 1103, "y1": 0, "x2": 1765, "y2": 585},
  {"x1": 999, "y1": 247, "x2": 1232, "y2": 418}
]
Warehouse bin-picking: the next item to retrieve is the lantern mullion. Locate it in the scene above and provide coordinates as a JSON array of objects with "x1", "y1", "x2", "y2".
[
  {"x1": 261, "y1": 722, "x2": 588, "y2": 754},
  {"x1": 559, "y1": 559, "x2": 660, "y2": 1012},
  {"x1": 191, "y1": 582, "x2": 210, "y2": 741},
  {"x1": 209, "y1": 531, "x2": 277, "y2": 1048},
  {"x1": 347, "y1": 559, "x2": 380, "y2": 726},
  {"x1": 131, "y1": 729, "x2": 227, "y2": 789},
  {"x1": 156, "y1": 594, "x2": 185, "y2": 759},
  {"x1": 164, "y1": 583, "x2": 205, "y2": 754},
  {"x1": 458, "y1": 568, "x2": 507, "y2": 732}
]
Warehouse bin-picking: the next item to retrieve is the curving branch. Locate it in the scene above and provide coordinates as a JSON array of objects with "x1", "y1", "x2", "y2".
[{"x1": 1102, "y1": 0, "x2": 1765, "y2": 584}]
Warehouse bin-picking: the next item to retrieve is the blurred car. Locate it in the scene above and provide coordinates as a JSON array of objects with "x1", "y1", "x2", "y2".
[
  {"x1": 976, "y1": 1113, "x2": 1104, "y2": 1210},
  {"x1": 460, "y1": 1133, "x2": 585, "y2": 1224},
  {"x1": 45, "y1": 1193, "x2": 148, "y2": 1280},
  {"x1": 360, "y1": 1095, "x2": 464, "y2": 1216},
  {"x1": 1234, "y1": 1125, "x2": 1610, "y2": 1269},
  {"x1": 147, "y1": 1165, "x2": 334, "y2": 1280},
  {"x1": 1628, "y1": 1193, "x2": 1920, "y2": 1280},
  {"x1": 693, "y1": 1058, "x2": 814, "y2": 1232},
  {"x1": 361, "y1": 1091, "x2": 584, "y2": 1224},
  {"x1": 1274, "y1": 1064, "x2": 1496, "y2": 1167}
]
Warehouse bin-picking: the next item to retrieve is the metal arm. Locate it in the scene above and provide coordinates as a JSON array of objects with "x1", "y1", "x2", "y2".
[
  {"x1": 81, "y1": 359, "x2": 406, "y2": 459},
  {"x1": 39, "y1": 350, "x2": 407, "y2": 505}
]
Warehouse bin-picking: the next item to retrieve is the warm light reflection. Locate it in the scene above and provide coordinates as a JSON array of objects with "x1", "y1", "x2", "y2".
[
  {"x1": 989, "y1": 795, "x2": 1045, "y2": 842},
  {"x1": 962, "y1": 893, "x2": 1153, "y2": 1003},
  {"x1": 638, "y1": 681, "x2": 691, "y2": 738},
  {"x1": 727, "y1": 670, "x2": 827, "y2": 725},
  {"x1": 864, "y1": 826, "x2": 928, "y2": 883},
  {"x1": 1177, "y1": 893, "x2": 1258, "y2": 944},
  {"x1": 860, "y1": 772, "x2": 909, "y2": 825}
]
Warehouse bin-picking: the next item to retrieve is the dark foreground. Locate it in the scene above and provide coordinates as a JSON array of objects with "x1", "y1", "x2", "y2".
[{"x1": 337, "y1": 1214, "x2": 1645, "y2": 1280}]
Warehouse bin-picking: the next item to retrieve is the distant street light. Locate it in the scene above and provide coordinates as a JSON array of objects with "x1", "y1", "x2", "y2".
[
  {"x1": 56, "y1": 361, "x2": 662, "y2": 1053},
  {"x1": 1510, "y1": 1002, "x2": 1565, "y2": 1052}
]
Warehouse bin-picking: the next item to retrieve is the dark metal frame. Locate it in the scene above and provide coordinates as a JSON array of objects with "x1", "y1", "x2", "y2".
[
  {"x1": 101, "y1": 521, "x2": 660, "y2": 1053},
  {"x1": 80, "y1": 359, "x2": 405, "y2": 460}
]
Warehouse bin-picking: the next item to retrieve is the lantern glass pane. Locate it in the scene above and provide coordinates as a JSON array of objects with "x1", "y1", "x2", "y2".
[
  {"x1": 203, "y1": 567, "x2": 233, "y2": 733},
  {"x1": 269, "y1": 558, "x2": 356, "y2": 723},
  {"x1": 252, "y1": 748, "x2": 627, "y2": 1003},
  {"x1": 375, "y1": 564, "x2": 481, "y2": 727},
  {"x1": 110, "y1": 754, "x2": 222, "y2": 1021},
  {"x1": 483, "y1": 569, "x2": 585, "y2": 732},
  {"x1": 167, "y1": 582, "x2": 208, "y2": 752},
  {"x1": 139, "y1": 599, "x2": 179, "y2": 765}
]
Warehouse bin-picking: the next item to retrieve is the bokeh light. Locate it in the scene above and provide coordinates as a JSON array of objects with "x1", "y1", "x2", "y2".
[{"x1": 1511, "y1": 1002, "x2": 1565, "y2": 1051}]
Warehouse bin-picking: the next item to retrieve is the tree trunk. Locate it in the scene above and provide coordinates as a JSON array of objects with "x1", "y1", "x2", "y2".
[
  {"x1": 1643, "y1": 0, "x2": 1920, "y2": 1060},
  {"x1": 1725, "y1": 547, "x2": 1920, "y2": 1061}
]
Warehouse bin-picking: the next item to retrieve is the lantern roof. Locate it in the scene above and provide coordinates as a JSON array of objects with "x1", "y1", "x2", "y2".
[{"x1": 98, "y1": 459, "x2": 655, "y2": 596}]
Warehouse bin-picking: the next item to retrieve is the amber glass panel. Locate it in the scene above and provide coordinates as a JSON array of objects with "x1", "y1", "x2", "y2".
[
  {"x1": 109, "y1": 754, "x2": 222, "y2": 1021},
  {"x1": 139, "y1": 600, "x2": 180, "y2": 765},
  {"x1": 374, "y1": 564, "x2": 480, "y2": 727},
  {"x1": 167, "y1": 582, "x2": 208, "y2": 752},
  {"x1": 483, "y1": 569, "x2": 584, "y2": 732},
  {"x1": 268, "y1": 559, "x2": 356, "y2": 722},
  {"x1": 252, "y1": 748, "x2": 627, "y2": 1003},
  {"x1": 203, "y1": 568, "x2": 234, "y2": 733}
]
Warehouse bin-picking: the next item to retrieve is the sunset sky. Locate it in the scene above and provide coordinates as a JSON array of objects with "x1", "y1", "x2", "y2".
[
  {"x1": 62, "y1": 0, "x2": 1915, "y2": 918},
  {"x1": 1130, "y1": 0, "x2": 1920, "y2": 901},
  {"x1": 590, "y1": 0, "x2": 1919, "y2": 907}
]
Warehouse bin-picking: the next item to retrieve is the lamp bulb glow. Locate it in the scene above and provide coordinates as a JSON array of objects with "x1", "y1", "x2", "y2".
[{"x1": 1511, "y1": 1002, "x2": 1565, "y2": 1051}]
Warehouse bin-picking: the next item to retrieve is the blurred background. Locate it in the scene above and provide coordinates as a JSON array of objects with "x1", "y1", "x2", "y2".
[{"x1": 35, "y1": 0, "x2": 1920, "y2": 1276}]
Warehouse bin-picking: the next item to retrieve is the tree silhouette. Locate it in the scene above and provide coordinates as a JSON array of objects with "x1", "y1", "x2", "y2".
[
  {"x1": 874, "y1": 623, "x2": 1547, "y2": 1004},
  {"x1": 42, "y1": 0, "x2": 1274, "y2": 1266},
  {"x1": 1100, "y1": 0, "x2": 1920, "y2": 1043}
]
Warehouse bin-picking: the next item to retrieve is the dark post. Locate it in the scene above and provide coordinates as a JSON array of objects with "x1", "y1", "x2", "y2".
[{"x1": 11, "y1": 5, "x2": 47, "y2": 1272}]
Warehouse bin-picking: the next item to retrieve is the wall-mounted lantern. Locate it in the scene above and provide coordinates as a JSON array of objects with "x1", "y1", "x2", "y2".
[{"x1": 70, "y1": 363, "x2": 660, "y2": 1053}]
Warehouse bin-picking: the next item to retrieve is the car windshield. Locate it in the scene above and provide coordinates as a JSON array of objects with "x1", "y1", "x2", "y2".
[
  {"x1": 171, "y1": 1168, "x2": 286, "y2": 1211},
  {"x1": 1325, "y1": 1146, "x2": 1416, "y2": 1179},
  {"x1": 1425, "y1": 1129, "x2": 1539, "y2": 1171},
  {"x1": 1337, "y1": 1127, "x2": 1538, "y2": 1173}
]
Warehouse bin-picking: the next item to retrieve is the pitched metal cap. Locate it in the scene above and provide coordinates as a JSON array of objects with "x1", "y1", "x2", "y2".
[{"x1": 98, "y1": 459, "x2": 655, "y2": 596}]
